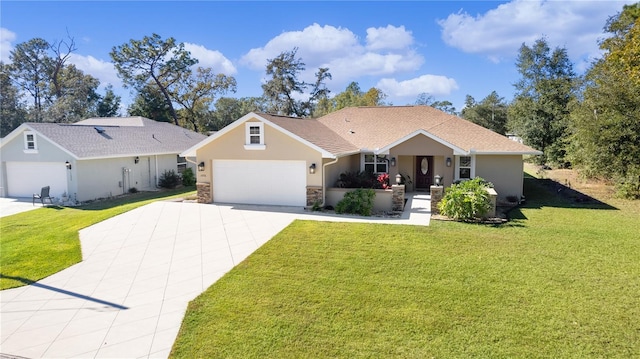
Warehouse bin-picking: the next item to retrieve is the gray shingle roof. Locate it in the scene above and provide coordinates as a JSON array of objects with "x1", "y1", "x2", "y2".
[{"x1": 27, "y1": 117, "x2": 207, "y2": 159}]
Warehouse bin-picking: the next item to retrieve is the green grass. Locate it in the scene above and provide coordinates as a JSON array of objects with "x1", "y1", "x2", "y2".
[
  {"x1": 0, "y1": 188, "x2": 196, "y2": 290},
  {"x1": 171, "y1": 177, "x2": 640, "y2": 358}
]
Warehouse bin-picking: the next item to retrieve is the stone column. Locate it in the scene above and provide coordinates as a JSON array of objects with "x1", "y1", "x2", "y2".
[
  {"x1": 430, "y1": 185, "x2": 444, "y2": 214},
  {"x1": 196, "y1": 182, "x2": 212, "y2": 204},
  {"x1": 391, "y1": 184, "x2": 405, "y2": 212},
  {"x1": 306, "y1": 186, "x2": 323, "y2": 207},
  {"x1": 486, "y1": 188, "x2": 497, "y2": 218}
]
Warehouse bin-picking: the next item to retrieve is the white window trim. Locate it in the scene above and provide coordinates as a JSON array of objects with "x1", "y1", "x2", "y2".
[
  {"x1": 23, "y1": 131, "x2": 38, "y2": 153},
  {"x1": 244, "y1": 122, "x2": 266, "y2": 150},
  {"x1": 454, "y1": 155, "x2": 475, "y2": 181},
  {"x1": 361, "y1": 153, "x2": 388, "y2": 174}
]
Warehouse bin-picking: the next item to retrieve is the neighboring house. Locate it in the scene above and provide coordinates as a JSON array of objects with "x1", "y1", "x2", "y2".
[
  {"x1": 0, "y1": 117, "x2": 206, "y2": 202},
  {"x1": 181, "y1": 106, "x2": 542, "y2": 208}
]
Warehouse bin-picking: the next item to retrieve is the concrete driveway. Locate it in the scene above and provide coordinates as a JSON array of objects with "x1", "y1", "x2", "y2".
[
  {"x1": 0, "y1": 196, "x2": 430, "y2": 358},
  {"x1": 0, "y1": 197, "x2": 43, "y2": 218}
]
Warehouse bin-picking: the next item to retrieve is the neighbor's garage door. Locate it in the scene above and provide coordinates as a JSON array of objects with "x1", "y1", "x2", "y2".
[
  {"x1": 213, "y1": 160, "x2": 306, "y2": 206},
  {"x1": 6, "y1": 162, "x2": 68, "y2": 198}
]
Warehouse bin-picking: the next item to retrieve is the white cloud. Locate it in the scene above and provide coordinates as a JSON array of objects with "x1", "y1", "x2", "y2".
[
  {"x1": 376, "y1": 75, "x2": 459, "y2": 98},
  {"x1": 240, "y1": 23, "x2": 424, "y2": 89},
  {"x1": 366, "y1": 25, "x2": 414, "y2": 51},
  {"x1": 69, "y1": 53, "x2": 120, "y2": 88},
  {"x1": 438, "y1": 0, "x2": 635, "y2": 63},
  {"x1": 1, "y1": 28, "x2": 16, "y2": 62},
  {"x1": 241, "y1": 23, "x2": 359, "y2": 70},
  {"x1": 184, "y1": 43, "x2": 236, "y2": 75}
]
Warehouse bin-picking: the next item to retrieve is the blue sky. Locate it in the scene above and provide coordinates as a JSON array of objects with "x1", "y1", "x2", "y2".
[{"x1": 1, "y1": 1, "x2": 634, "y2": 113}]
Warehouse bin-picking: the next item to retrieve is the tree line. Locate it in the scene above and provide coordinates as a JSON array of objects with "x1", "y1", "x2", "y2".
[{"x1": 1, "y1": 3, "x2": 638, "y2": 197}]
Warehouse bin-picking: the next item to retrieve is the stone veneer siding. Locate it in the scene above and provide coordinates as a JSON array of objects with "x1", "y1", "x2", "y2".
[
  {"x1": 430, "y1": 185, "x2": 443, "y2": 214},
  {"x1": 306, "y1": 186, "x2": 323, "y2": 207},
  {"x1": 391, "y1": 185, "x2": 405, "y2": 212},
  {"x1": 197, "y1": 182, "x2": 212, "y2": 204}
]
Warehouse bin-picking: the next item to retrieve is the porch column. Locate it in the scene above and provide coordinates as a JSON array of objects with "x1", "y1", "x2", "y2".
[
  {"x1": 430, "y1": 185, "x2": 443, "y2": 214},
  {"x1": 391, "y1": 184, "x2": 405, "y2": 212},
  {"x1": 197, "y1": 182, "x2": 212, "y2": 203},
  {"x1": 306, "y1": 186, "x2": 323, "y2": 207}
]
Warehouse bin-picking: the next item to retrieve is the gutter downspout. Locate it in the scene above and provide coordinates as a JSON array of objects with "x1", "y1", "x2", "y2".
[
  {"x1": 154, "y1": 155, "x2": 159, "y2": 188},
  {"x1": 184, "y1": 156, "x2": 198, "y2": 166},
  {"x1": 321, "y1": 157, "x2": 339, "y2": 206}
]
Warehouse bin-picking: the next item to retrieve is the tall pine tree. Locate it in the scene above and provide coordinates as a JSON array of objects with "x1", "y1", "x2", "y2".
[{"x1": 508, "y1": 38, "x2": 577, "y2": 166}]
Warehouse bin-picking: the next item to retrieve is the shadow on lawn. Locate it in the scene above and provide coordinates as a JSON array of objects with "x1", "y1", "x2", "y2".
[
  {"x1": 503, "y1": 174, "x2": 617, "y2": 225},
  {"x1": 0, "y1": 274, "x2": 128, "y2": 310},
  {"x1": 69, "y1": 187, "x2": 196, "y2": 211},
  {"x1": 523, "y1": 176, "x2": 617, "y2": 210}
]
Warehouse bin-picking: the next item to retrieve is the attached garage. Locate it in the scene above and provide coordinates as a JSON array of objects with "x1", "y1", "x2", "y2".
[
  {"x1": 6, "y1": 162, "x2": 68, "y2": 199},
  {"x1": 212, "y1": 160, "x2": 306, "y2": 206}
]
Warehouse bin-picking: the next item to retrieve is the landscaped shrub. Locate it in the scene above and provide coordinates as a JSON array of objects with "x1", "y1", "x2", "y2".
[
  {"x1": 336, "y1": 171, "x2": 377, "y2": 188},
  {"x1": 335, "y1": 188, "x2": 376, "y2": 216},
  {"x1": 181, "y1": 168, "x2": 196, "y2": 186},
  {"x1": 158, "y1": 170, "x2": 181, "y2": 189},
  {"x1": 438, "y1": 177, "x2": 493, "y2": 221}
]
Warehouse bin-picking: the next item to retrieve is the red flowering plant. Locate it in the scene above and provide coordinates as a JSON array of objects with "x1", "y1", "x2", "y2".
[{"x1": 377, "y1": 173, "x2": 391, "y2": 189}]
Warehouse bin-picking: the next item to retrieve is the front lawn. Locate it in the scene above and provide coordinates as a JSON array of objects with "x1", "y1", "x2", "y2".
[
  {"x1": 0, "y1": 188, "x2": 195, "y2": 290},
  {"x1": 171, "y1": 177, "x2": 640, "y2": 358}
]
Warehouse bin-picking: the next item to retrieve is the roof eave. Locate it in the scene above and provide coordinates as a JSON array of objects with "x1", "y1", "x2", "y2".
[
  {"x1": 77, "y1": 151, "x2": 190, "y2": 161},
  {"x1": 473, "y1": 150, "x2": 544, "y2": 156}
]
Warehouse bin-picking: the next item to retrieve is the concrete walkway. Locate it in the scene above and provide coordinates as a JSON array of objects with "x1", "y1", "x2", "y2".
[
  {"x1": 0, "y1": 194, "x2": 430, "y2": 358},
  {"x1": 0, "y1": 197, "x2": 42, "y2": 218}
]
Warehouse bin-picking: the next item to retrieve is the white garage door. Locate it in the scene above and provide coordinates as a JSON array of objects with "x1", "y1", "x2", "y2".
[
  {"x1": 213, "y1": 160, "x2": 306, "y2": 206},
  {"x1": 7, "y1": 162, "x2": 68, "y2": 199}
]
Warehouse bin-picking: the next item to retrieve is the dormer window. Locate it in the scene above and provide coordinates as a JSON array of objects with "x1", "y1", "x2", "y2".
[
  {"x1": 23, "y1": 131, "x2": 38, "y2": 153},
  {"x1": 244, "y1": 122, "x2": 265, "y2": 150}
]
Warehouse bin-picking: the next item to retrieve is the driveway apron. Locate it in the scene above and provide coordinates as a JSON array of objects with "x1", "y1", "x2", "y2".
[
  {"x1": 1, "y1": 195, "x2": 430, "y2": 358},
  {"x1": 0, "y1": 201, "x2": 302, "y2": 358}
]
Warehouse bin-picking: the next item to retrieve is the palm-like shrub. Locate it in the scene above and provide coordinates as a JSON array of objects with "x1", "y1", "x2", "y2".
[{"x1": 438, "y1": 177, "x2": 493, "y2": 221}]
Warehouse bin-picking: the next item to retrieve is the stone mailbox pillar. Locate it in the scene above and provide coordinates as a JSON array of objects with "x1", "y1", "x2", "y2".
[{"x1": 430, "y1": 185, "x2": 444, "y2": 214}]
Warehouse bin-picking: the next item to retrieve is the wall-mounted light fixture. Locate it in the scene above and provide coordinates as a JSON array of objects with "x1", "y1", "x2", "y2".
[
  {"x1": 309, "y1": 163, "x2": 316, "y2": 174},
  {"x1": 434, "y1": 175, "x2": 443, "y2": 186},
  {"x1": 395, "y1": 173, "x2": 402, "y2": 184},
  {"x1": 65, "y1": 161, "x2": 72, "y2": 170},
  {"x1": 134, "y1": 156, "x2": 140, "y2": 164},
  {"x1": 446, "y1": 157, "x2": 452, "y2": 167},
  {"x1": 390, "y1": 157, "x2": 396, "y2": 167},
  {"x1": 198, "y1": 161, "x2": 205, "y2": 172}
]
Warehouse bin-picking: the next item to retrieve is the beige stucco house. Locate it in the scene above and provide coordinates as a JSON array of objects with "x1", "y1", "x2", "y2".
[
  {"x1": 0, "y1": 117, "x2": 206, "y2": 203},
  {"x1": 181, "y1": 106, "x2": 542, "y2": 208}
]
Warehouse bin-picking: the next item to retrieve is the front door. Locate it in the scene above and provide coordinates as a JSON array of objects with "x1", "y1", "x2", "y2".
[{"x1": 415, "y1": 156, "x2": 433, "y2": 190}]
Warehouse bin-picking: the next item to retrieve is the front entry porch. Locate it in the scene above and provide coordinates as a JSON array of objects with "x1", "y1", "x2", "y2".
[{"x1": 393, "y1": 192, "x2": 431, "y2": 225}]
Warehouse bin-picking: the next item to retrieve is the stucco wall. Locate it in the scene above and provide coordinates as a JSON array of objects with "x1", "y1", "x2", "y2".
[
  {"x1": 325, "y1": 188, "x2": 392, "y2": 212},
  {"x1": 324, "y1": 154, "x2": 359, "y2": 188},
  {"x1": 75, "y1": 154, "x2": 181, "y2": 202},
  {"x1": 392, "y1": 134, "x2": 454, "y2": 156},
  {"x1": 1, "y1": 129, "x2": 70, "y2": 162},
  {"x1": 196, "y1": 119, "x2": 323, "y2": 188},
  {"x1": 0, "y1": 128, "x2": 72, "y2": 197},
  {"x1": 475, "y1": 155, "x2": 524, "y2": 201}
]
